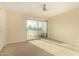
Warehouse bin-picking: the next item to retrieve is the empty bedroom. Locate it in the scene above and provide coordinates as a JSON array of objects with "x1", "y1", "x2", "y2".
[{"x1": 0, "y1": 2, "x2": 79, "y2": 56}]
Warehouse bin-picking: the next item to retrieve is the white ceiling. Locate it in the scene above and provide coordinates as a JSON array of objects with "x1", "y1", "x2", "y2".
[{"x1": 1, "y1": 2, "x2": 79, "y2": 18}]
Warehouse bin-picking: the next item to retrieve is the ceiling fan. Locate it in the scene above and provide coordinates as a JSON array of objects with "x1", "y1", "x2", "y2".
[{"x1": 42, "y1": 4, "x2": 47, "y2": 11}]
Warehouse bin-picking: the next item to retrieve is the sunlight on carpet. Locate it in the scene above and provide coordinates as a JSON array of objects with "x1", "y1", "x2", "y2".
[{"x1": 29, "y1": 39, "x2": 79, "y2": 56}]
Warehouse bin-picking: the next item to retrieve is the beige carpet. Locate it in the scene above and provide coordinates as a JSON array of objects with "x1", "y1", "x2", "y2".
[
  {"x1": 0, "y1": 41, "x2": 53, "y2": 56},
  {"x1": 0, "y1": 39, "x2": 79, "y2": 56},
  {"x1": 29, "y1": 39, "x2": 79, "y2": 56}
]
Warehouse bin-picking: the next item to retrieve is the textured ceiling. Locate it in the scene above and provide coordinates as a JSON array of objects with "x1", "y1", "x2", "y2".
[{"x1": 1, "y1": 2, "x2": 79, "y2": 18}]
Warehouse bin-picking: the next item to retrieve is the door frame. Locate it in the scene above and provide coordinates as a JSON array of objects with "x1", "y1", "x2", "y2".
[{"x1": 25, "y1": 19, "x2": 48, "y2": 40}]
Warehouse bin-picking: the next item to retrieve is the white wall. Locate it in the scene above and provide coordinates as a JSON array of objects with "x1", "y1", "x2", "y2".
[
  {"x1": 6, "y1": 10, "x2": 26, "y2": 44},
  {"x1": 48, "y1": 7, "x2": 79, "y2": 46}
]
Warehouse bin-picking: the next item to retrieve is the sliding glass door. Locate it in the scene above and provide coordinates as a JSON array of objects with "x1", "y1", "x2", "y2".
[
  {"x1": 26, "y1": 20, "x2": 47, "y2": 40},
  {"x1": 38, "y1": 21, "x2": 47, "y2": 38}
]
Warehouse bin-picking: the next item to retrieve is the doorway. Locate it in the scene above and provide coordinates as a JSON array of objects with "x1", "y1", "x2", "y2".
[{"x1": 26, "y1": 20, "x2": 48, "y2": 40}]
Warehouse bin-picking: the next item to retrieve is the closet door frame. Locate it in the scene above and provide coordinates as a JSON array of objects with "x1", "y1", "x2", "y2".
[{"x1": 0, "y1": 9, "x2": 6, "y2": 51}]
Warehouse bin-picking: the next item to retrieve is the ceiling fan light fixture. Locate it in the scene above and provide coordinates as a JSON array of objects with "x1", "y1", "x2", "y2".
[{"x1": 43, "y1": 4, "x2": 47, "y2": 11}]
